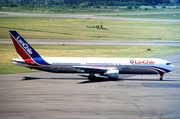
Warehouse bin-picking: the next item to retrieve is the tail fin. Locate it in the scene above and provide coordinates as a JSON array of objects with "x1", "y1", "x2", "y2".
[{"x1": 9, "y1": 31, "x2": 49, "y2": 65}]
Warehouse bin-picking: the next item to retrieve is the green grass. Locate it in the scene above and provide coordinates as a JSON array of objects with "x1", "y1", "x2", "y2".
[
  {"x1": 0, "y1": 17, "x2": 180, "y2": 41},
  {"x1": 0, "y1": 44, "x2": 180, "y2": 74},
  {"x1": 105, "y1": 13, "x2": 180, "y2": 19}
]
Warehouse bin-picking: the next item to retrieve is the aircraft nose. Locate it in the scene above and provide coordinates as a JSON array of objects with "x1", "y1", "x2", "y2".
[{"x1": 170, "y1": 64, "x2": 175, "y2": 71}]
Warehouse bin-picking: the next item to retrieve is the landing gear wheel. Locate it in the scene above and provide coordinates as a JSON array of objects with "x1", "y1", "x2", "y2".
[
  {"x1": 159, "y1": 73, "x2": 164, "y2": 81},
  {"x1": 160, "y1": 77, "x2": 163, "y2": 81},
  {"x1": 88, "y1": 75, "x2": 96, "y2": 81},
  {"x1": 88, "y1": 72, "x2": 96, "y2": 81}
]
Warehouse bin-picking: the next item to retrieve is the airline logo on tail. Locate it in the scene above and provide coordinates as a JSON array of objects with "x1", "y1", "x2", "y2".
[
  {"x1": 16, "y1": 36, "x2": 33, "y2": 55},
  {"x1": 9, "y1": 30, "x2": 50, "y2": 65}
]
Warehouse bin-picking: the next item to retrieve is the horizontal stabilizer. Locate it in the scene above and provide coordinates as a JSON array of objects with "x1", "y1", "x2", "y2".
[{"x1": 12, "y1": 58, "x2": 35, "y2": 65}]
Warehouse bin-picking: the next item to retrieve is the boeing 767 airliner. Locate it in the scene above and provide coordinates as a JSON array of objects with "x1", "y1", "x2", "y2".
[{"x1": 9, "y1": 31, "x2": 175, "y2": 81}]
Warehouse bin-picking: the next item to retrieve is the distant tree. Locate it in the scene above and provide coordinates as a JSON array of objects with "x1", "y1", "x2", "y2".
[
  {"x1": 29, "y1": 3, "x2": 34, "y2": 8},
  {"x1": 5, "y1": 0, "x2": 9, "y2": 4},
  {"x1": 21, "y1": 3, "x2": 27, "y2": 6},
  {"x1": 127, "y1": 5, "x2": 132, "y2": 9},
  {"x1": 134, "y1": 5, "x2": 139, "y2": 9},
  {"x1": 104, "y1": 5, "x2": 108, "y2": 8},
  {"x1": 152, "y1": 5, "x2": 156, "y2": 8},
  {"x1": 71, "y1": 4, "x2": 76, "y2": 9},
  {"x1": 144, "y1": 7, "x2": 148, "y2": 10},
  {"x1": 2, "y1": 0, "x2": 172, "y2": 7},
  {"x1": 168, "y1": 3, "x2": 172, "y2": 6},
  {"x1": 79, "y1": 2, "x2": 90, "y2": 8},
  {"x1": 162, "y1": 5, "x2": 166, "y2": 8},
  {"x1": 24, "y1": 0, "x2": 30, "y2": 4},
  {"x1": 10, "y1": 4, "x2": 17, "y2": 7},
  {"x1": 95, "y1": 5, "x2": 100, "y2": 8},
  {"x1": 63, "y1": 4, "x2": 70, "y2": 7}
]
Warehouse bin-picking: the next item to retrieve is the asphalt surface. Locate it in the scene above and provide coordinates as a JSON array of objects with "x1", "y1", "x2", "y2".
[
  {"x1": 1, "y1": 11, "x2": 180, "y2": 22},
  {"x1": 0, "y1": 52, "x2": 180, "y2": 119},
  {"x1": 1, "y1": 39, "x2": 180, "y2": 46}
]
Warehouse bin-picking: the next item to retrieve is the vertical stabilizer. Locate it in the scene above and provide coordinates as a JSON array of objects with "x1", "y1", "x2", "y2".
[{"x1": 9, "y1": 31, "x2": 49, "y2": 65}]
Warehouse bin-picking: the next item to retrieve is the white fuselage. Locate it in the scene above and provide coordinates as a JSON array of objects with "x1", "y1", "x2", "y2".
[{"x1": 14, "y1": 57, "x2": 175, "y2": 75}]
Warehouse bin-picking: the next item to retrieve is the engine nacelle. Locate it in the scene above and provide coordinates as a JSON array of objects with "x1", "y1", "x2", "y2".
[{"x1": 101, "y1": 70, "x2": 119, "y2": 79}]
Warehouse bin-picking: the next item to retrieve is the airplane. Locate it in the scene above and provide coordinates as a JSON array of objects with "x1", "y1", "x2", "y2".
[{"x1": 9, "y1": 30, "x2": 175, "y2": 81}]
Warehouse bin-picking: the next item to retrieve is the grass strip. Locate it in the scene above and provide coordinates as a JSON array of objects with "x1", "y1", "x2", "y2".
[{"x1": 0, "y1": 17, "x2": 180, "y2": 41}]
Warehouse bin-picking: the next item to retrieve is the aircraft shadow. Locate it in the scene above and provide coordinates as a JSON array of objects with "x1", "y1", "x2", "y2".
[
  {"x1": 22, "y1": 77, "x2": 41, "y2": 81},
  {"x1": 22, "y1": 76, "x2": 178, "y2": 83},
  {"x1": 119, "y1": 78, "x2": 177, "y2": 81},
  {"x1": 79, "y1": 74, "x2": 179, "y2": 83},
  {"x1": 79, "y1": 79, "x2": 178, "y2": 84},
  {"x1": 21, "y1": 76, "x2": 85, "y2": 81},
  {"x1": 78, "y1": 75, "x2": 121, "y2": 84}
]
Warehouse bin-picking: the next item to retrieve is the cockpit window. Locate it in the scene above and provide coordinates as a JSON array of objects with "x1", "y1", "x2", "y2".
[{"x1": 166, "y1": 63, "x2": 171, "y2": 65}]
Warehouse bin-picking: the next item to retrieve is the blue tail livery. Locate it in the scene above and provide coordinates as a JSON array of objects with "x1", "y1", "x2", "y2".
[{"x1": 9, "y1": 31, "x2": 49, "y2": 65}]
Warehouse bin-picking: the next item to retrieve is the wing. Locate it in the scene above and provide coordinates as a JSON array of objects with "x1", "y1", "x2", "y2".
[{"x1": 73, "y1": 66, "x2": 117, "y2": 73}]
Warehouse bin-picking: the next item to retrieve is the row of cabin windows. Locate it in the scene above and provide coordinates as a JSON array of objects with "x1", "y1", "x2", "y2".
[
  {"x1": 52, "y1": 63, "x2": 81, "y2": 65},
  {"x1": 86, "y1": 63, "x2": 114, "y2": 65},
  {"x1": 52, "y1": 63, "x2": 115, "y2": 65}
]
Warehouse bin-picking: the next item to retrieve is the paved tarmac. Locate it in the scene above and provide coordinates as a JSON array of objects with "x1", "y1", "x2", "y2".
[
  {"x1": 0, "y1": 52, "x2": 180, "y2": 119},
  {"x1": 1, "y1": 11, "x2": 180, "y2": 22},
  {"x1": 1, "y1": 39, "x2": 180, "y2": 46}
]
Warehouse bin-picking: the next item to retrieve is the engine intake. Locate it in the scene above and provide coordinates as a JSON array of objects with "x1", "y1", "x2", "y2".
[{"x1": 101, "y1": 70, "x2": 119, "y2": 79}]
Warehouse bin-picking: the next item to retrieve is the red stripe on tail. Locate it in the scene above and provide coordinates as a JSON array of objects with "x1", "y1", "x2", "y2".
[{"x1": 10, "y1": 34, "x2": 37, "y2": 65}]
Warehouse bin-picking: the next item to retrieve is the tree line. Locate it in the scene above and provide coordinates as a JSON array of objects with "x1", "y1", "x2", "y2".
[
  {"x1": 1, "y1": 0, "x2": 179, "y2": 7},
  {"x1": 64, "y1": 0, "x2": 170, "y2": 5}
]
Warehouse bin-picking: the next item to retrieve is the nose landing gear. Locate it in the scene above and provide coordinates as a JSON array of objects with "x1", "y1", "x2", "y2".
[
  {"x1": 160, "y1": 72, "x2": 164, "y2": 81},
  {"x1": 160, "y1": 76, "x2": 163, "y2": 81}
]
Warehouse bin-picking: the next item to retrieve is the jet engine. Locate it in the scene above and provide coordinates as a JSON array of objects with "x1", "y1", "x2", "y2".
[{"x1": 100, "y1": 70, "x2": 119, "y2": 79}]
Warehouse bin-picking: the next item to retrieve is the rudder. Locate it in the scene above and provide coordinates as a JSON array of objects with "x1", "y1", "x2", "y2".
[{"x1": 9, "y1": 31, "x2": 49, "y2": 65}]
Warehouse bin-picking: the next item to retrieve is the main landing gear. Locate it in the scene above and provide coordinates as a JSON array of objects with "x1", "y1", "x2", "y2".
[
  {"x1": 160, "y1": 73, "x2": 164, "y2": 81},
  {"x1": 88, "y1": 72, "x2": 96, "y2": 81}
]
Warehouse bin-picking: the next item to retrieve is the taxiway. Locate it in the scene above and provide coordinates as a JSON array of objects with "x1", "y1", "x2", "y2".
[
  {"x1": 1, "y1": 11, "x2": 180, "y2": 22},
  {"x1": 1, "y1": 39, "x2": 180, "y2": 46},
  {"x1": 0, "y1": 52, "x2": 180, "y2": 119}
]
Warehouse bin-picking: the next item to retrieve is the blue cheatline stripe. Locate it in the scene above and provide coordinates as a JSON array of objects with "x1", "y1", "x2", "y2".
[
  {"x1": 123, "y1": 65, "x2": 170, "y2": 73},
  {"x1": 33, "y1": 57, "x2": 50, "y2": 65},
  {"x1": 150, "y1": 66, "x2": 170, "y2": 72},
  {"x1": 128, "y1": 65, "x2": 170, "y2": 73},
  {"x1": 9, "y1": 30, "x2": 50, "y2": 65}
]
